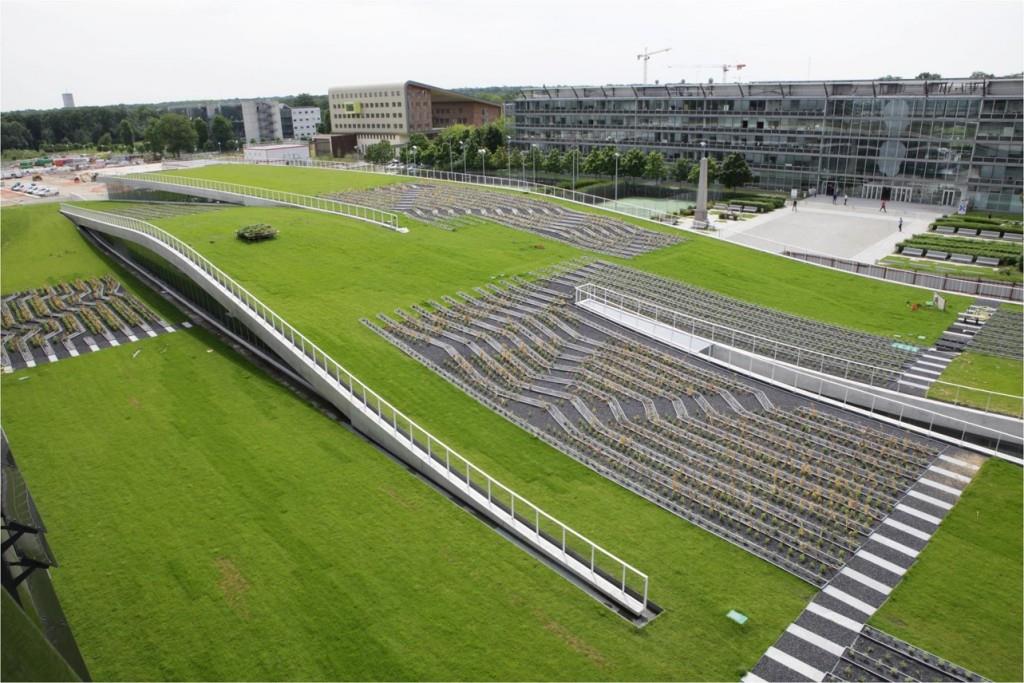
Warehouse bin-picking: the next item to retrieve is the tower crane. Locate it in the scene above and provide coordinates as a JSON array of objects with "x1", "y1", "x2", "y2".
[
  {"x1": 668, "y1": 63, "x2": 748, "y2": 84},
  {"x1": 636, "y1": 47, "x2": 671, "y2": 84}
]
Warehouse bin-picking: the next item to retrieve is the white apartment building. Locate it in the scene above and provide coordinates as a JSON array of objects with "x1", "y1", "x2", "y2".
[{"x1": 289, "y1": 107, "x2": 321, "y2": 140}]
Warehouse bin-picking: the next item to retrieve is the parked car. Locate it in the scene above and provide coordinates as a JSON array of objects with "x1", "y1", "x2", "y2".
[{"x1": 11, "y1": 182, "x2": 24, "y2": 191}]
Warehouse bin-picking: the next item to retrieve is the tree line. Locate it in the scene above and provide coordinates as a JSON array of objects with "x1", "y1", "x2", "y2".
[
  {"x1": 0, "y1": 103, "x2": 244, "y2": 156},
  {"x1": 364, "y1": 123, "x2": 753, "y2": 188}
]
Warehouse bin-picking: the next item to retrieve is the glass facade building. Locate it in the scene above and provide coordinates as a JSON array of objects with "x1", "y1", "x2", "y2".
[{"x1": 509, "y1": 78, "x2": 1023, "y2": 211}]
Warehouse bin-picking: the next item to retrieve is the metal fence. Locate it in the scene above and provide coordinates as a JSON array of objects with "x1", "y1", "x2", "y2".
[
  {"x1": 575, "y1": 282, "x2": 1024, "y2": 421},
  {"x1": 116, "y1": 172, "x2": 403, "y2": 231},
  {"x1": 231, "y1": 158, "x2": 676, "y2": 224},
  {"x1": 59, "y1": 203, "x2": 649, "y2": 614},
  {"x1": 785, "y1": 251, "x2": 1023, "y2": 303}
]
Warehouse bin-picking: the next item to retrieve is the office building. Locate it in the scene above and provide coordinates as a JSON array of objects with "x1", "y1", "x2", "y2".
[
  {"x1": 327, "y1": 81, "x2": 501, "y2": 149},
  {"x1": 509, "y1": 77, "x2": 1023, "y2": 211},
  {"x1": 61, "y1": 93, "x2": 75, "y2": 108},
  {"x1": 241, "y1": 99, "x2": 284, "y2": 144},
  {"x1": 288, "y1": 106, "x2": 321, "y2": 140}
]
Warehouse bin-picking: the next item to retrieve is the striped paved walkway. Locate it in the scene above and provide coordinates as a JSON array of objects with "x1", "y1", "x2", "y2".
[{"x1": 745, "y1": 450, "x2": 980, "y2": 682}]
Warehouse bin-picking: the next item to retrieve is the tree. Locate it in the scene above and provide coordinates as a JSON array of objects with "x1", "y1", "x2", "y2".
[
  {"x1": 487, "y1": 146, "x2": 508, "y2": 172},
  {"x1": 117, "y1": 119, "x2": 135, "y2": 148},
  {"x1": 620, "y1": 148, "x2": 646, "y2": 178},
  {"x1": 582, "y1": 147, "x2": 615, "y2": 176},
  {"x1": 643, "y1": 151, "x2": 666, "y2": 181},
  {"x1": 291, "y1": 93, "x2": 318, "y2": 107},
  {"x1": 211, "y1": 115, "x2": 235, "y2": 151},
  {"x1": 687, "y1": 156, "x2": 720, "y2": 184},
  {"x1": 0, "y1": 119, "x2": 34, "y2": 149},
  {"x1": 916, "y1": 72, "x2": 942, "y2": 80},
  {"x1": 719, "y1": 153, "x2": 753, "y2": 189},
  {"x1": 144, "y1": 113, "x2": 196, "y2": 157},
  {"x1": 364, "y1": 139, "x2": 393, "y2": 164},
  {"x1": 562, "y1": 149, "x2": 581, "y2": 175},
  {"x1": 193, "y1": 118, "x2": 209, "y2": 149},
  {"x1": 542, "y1": 149, "x2": 563, "y2": 174},
  {"x1": 482, "y1": 123, "x2": 505, "y2": 152},
  {"x1": 97, "y1": 132, "x2": 113, "y2": 151},
  {"x1": 969, "y1": 71, "x2": 995, "y2": 79},
  {"x1": 671, "y1": 157, "x2": 694, "y2": 182},
  {"x1": 145, "y1": 119, "x2": 165, "y2": 154},
  {"x1": 525, "y1": 145, "x2": 544, "y2": 173},
  {"x1": 508, "y1": 147, "x2": 524, "y2": 175}
]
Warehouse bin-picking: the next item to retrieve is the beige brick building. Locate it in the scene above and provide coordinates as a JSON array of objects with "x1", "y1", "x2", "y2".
[{"x1": 328, "y1": 80, "x2": 501, "y2": 150}]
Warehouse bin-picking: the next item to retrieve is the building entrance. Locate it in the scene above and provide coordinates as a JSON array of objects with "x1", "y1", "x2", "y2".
[{"x1": 862, "y1": 184, "x2": 914, "y2": 202}]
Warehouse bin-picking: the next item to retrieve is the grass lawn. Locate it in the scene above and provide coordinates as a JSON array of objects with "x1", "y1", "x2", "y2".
[
  {"x1": 870, "y1": 459, "x2": 1023, "y2": 682},
  {"x1": 927, "y1": 352, "x2": 1024, "y2": 417},
  {"x1": 2, "y1": 202, "x2": 815, "y2": 679},
  {"x1": 878, "y1": 254, "x2": 1023, "y2": 284},
  {"x1": 0, "y1": 203, "x2": 181, "y2": 324},
  {"x1": 155, "y1": 164, "x2": 971, "y2": 345}
]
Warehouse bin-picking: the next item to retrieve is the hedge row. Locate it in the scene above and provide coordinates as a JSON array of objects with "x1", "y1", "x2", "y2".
[
  {"x1": 898, "y1": 234, "x2": 1023, "y2": 266},
  {"x1": 721, "y1": 192, "x2": 787, "y2": 210},
  {"x1": 934, "y1": 215, "x2": 1024, "y2": 235}
]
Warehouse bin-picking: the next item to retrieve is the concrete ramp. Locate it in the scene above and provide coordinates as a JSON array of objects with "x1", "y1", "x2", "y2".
[{"x1": 578, "y1": 298, "x2": 713, "y2": 354}]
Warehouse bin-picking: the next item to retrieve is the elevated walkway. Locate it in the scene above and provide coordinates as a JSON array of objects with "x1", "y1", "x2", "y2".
[
  {"x1": 58, "y1": 203, "x2": 650, "y2": 619},
  {"x1": 577, "y1": 288, "x2": 1023, "y2": 463}
]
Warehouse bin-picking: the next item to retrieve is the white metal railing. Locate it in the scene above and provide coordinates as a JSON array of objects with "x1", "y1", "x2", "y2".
[
  {"x1": 577, "y1": 282, "x2": 1024, "y2": 448},
  {"x1": 165, "y1": 155, "x2": 1024, "y2": 307},
  {"x1": 111, "y1": 172, "x2": 403, "y2": 231},
  {"x1": 60, "y1": 203, "x2": 649, "y2": 612},
  {"x1": 227, "y1": 158, "x2": 676, "y2": 224},
  {"x1": 576, "y1": 282, "x2": 1024, "y2": 426}
]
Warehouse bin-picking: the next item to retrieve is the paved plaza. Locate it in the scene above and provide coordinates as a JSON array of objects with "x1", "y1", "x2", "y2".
[{"x1": 701, "y1": 196, "x2": 947, "y2": 262}]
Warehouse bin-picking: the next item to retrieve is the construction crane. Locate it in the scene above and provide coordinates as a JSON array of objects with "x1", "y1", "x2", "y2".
[
  {"x1": 636, "y1": 47, "x2": 671, "y2": 84},
  {"x1": 668, "y1": 63, "x2": 748, "y2": 84}
]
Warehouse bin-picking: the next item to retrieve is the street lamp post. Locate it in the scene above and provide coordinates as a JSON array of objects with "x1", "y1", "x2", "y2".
[
  {"x1": 613, "y1": 151, "x2": 620, "y2": 200},
  {"x1": 479, "y1": 148, "x2": 487, "y2": 177},
  {"x1": 411, "y1": 145, "x2": 418, "y2": 176},
  {"x1": 461, "y1": 142, "x2": 467, "y2": 175},
  {"x1": 506, "y1": 135, "x2": 512, "y2": 181},
  {"x1": 448, "y1": 142, "x2": 454, "y2": 173},
  {"x1": 531, "y1": 144, "x2": 538, "y2": 183}
]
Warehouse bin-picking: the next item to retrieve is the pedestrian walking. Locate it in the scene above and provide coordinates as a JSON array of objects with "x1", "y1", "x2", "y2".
[
  {"x1": 880, "y1": 200, "x2": 887, "y2": 213},
  {"x1": 843, "y1": 193, "x2": 849, "y2": 206},
  {"x1": 832, "y1": 192, "x2": 838, "y2": 205},
  {"x1": 792, "y1": 198, "x2": 798, "y2": 212},
  {"x1": 898, "y1": 217, "x2": 903, "y2": 232}
]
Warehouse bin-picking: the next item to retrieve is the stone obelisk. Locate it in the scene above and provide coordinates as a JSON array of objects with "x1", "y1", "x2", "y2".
[{"x1": 693, "y1": 156, "x2": 709, "y2": 225}]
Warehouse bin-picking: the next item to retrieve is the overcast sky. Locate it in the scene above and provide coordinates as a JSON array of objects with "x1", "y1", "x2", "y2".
[{"x1": 2, "y1": 0, "x2": 1022, "y2": 111}]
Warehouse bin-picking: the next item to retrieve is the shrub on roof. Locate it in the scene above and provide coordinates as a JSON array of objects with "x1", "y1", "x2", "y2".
[{"x1": 236, "y1": 224, "x2": 278, "y2": 243}]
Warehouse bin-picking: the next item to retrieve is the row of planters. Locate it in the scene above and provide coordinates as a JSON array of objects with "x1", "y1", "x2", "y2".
[
  {"x1": 2, "y1": 276, "x2": 164, "y2": 342},
  {"x1": 934, "y1": 213, "x2": 1023, "y2": 235},
  {"x1": 896, "y1": 234, "x2": 1023, "y2": 268},
  {"x1": 832, "y1": 626, "x2": 986, "y2": 683},
  {"x1": 373, "y1": 278, "x2": 935, "y2": 583}
]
